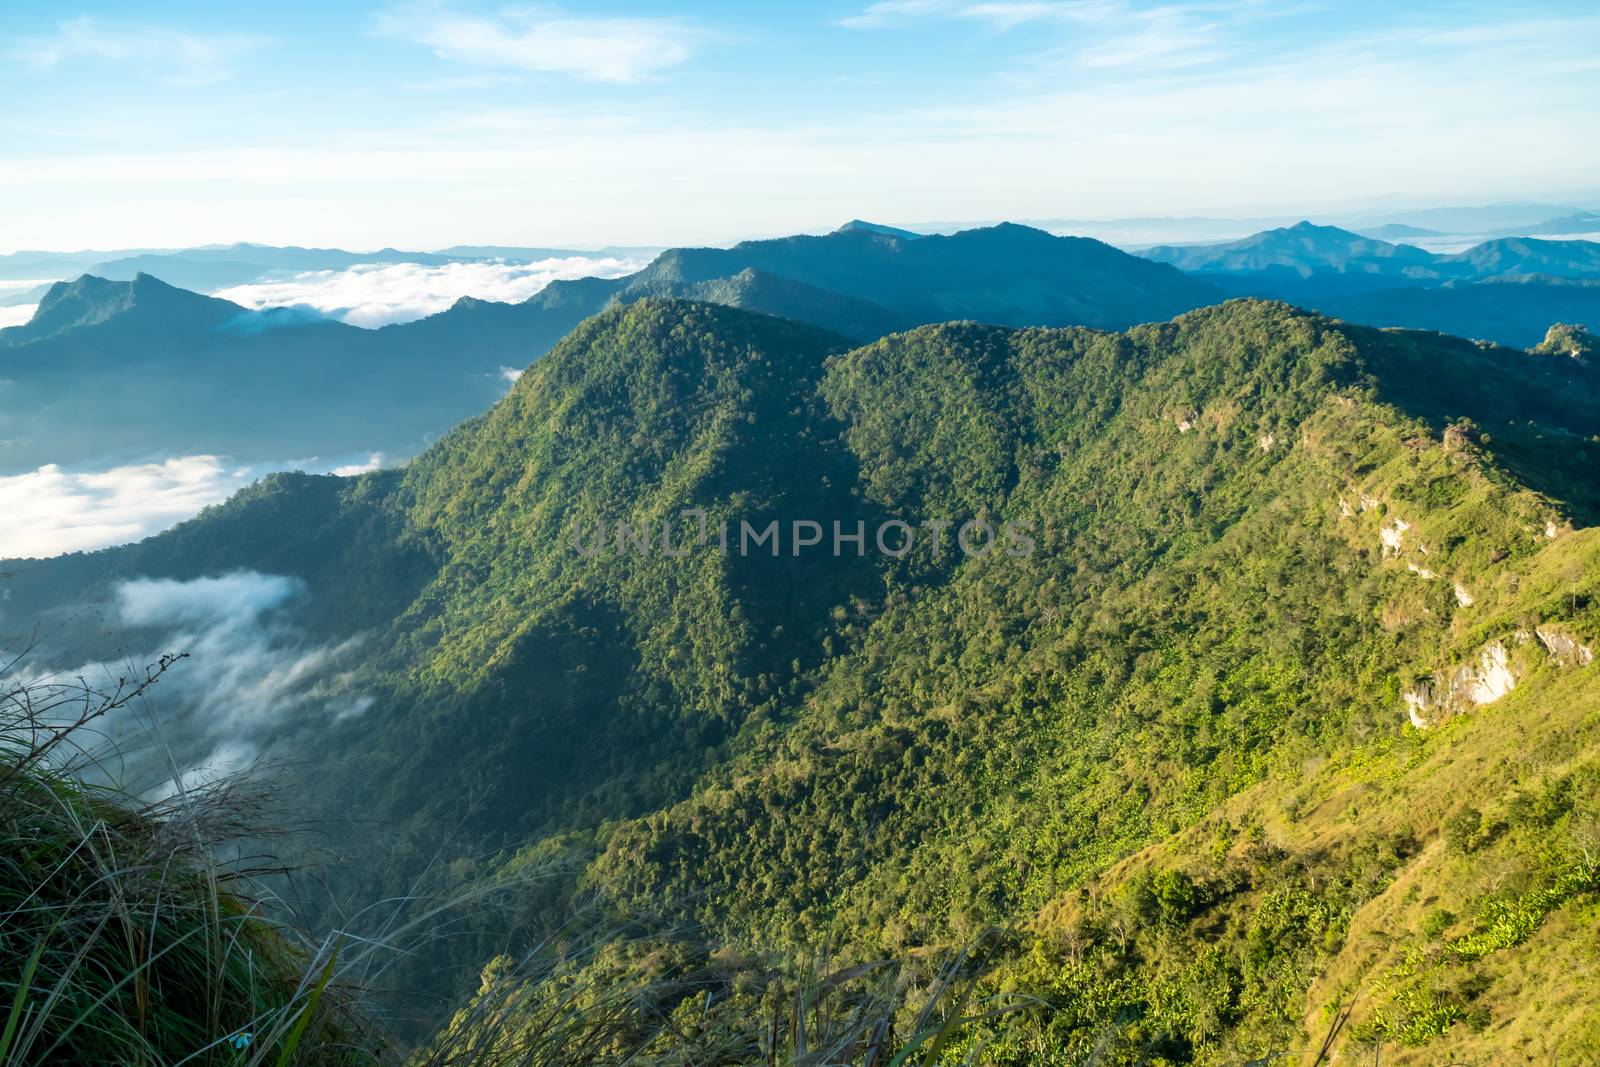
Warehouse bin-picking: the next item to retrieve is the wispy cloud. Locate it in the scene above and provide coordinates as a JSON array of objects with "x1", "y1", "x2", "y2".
[
  {"x1": 380, "y1": 3, "x2": 710, "y2": 83},
  {"x1": 842, "y1": 0, "x2": 1241, "y2": 70},
  {"x1": 213, "y1": 255, "x2": 646, "y2": 327},
  {"x1": 10, "y1": 16, "x2": 268, "y2": 85},
  {"x1": 840, "y1": 0, "x2": 952, "y2": 29},
  {"x1": 20, "y1": 572, "x2": 373, "y2": 798}
]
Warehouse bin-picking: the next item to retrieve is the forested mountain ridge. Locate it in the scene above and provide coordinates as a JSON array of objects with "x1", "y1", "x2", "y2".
[{"x1": 5, "y1": 298, "x2": 1600, "y2": 1061}]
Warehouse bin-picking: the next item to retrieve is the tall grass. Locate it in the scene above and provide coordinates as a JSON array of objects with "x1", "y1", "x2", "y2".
[{"x1": 0, "y1": 649, "x2": 383, "y2": 1066}]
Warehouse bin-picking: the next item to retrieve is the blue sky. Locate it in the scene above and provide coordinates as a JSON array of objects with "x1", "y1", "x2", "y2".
[{"x1": 4, "y1": 0, "x2": 1599, "y2": 250}]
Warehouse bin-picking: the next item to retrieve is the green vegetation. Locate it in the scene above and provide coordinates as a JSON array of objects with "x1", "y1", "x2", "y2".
[
  {"x1": 7, "y1": 296, "x2": 1600, "y2": 1061},
  {"x1": 0, "y1": 662, "x2": 378, "y2": 1066}
]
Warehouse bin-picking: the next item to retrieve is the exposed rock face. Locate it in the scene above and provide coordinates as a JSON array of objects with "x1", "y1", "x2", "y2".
[
  {"x1": 1380, "y1": 518, "x2": 1411, "y2": 556},
  {"x1": 1454, "y1": 582, "x2": 1475, "y2": 607},
  {"x1": 1404, "y1": 626, "x2": 1595, "y2": 728},
  {"x1": 1407, "y1": 562, "x2": 1437, "y2": 580},
  {"x1": 1467, "y1": 643, "x2": 1516, "y2": 703},
  {"x1": 1403, "y1": 641, "x2": 1516, "y2": 728},
  {"x1": 1536, "y1": 626, "x2": 1595, "y2": 667},
  {"x1": 1258, "y1": 433, "x2": 1276, "y2": 451},
  {"x1": 1404, "y1": 690, "x2": 1431, "y2": 729}
]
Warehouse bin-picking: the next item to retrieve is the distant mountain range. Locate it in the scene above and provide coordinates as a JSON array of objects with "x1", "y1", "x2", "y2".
[
  {"x1": 1140, "y1": 221, "x2": 1600, "y2": 342},
  {"x1": 0, "y1": 224, "x2": 1217, "y2": 473}
]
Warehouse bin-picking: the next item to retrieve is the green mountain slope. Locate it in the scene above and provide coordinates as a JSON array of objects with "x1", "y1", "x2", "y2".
[{"x1": 6, "y1": 298, "x2": 1600, "y2": 1061}]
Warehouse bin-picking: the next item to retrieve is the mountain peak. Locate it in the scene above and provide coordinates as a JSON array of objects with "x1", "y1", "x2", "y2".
[
  {"x1": 3, "y1": 272, "x2": 242, "y2": 346},
  {"x1": 834, "y1": 219, "x2": 923, "y2": 240}
]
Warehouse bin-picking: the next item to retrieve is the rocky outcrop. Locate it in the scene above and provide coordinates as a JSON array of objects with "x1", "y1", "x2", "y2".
[
  {"x1": 1404, "y1": 641, "x2": 1516, "y2": 728},
  {"x1": 1404, "y1": 626, "x2": 1594, "y2": 728},
  {"x1": 1380, "y1": 517, "x2": 1411, "y2": 556},
  {"x1": 1536, "y1": 626, "x2": 1594, "y2": 667}
]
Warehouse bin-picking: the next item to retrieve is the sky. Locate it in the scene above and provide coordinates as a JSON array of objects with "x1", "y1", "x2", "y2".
[{"x1": 4, "y1": 1, "x2": 1600, "y2": 251}]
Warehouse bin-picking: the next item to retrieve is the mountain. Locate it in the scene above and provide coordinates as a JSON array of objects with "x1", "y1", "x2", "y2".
[
  {"x1": 1518, "y1": 211, "x2": 1600, "y2": 236},
  {"x1": 7, "y1": 297, "x2": 1600, "y2": 1061},
  {"x1": 609, "y1": 222, "x2": 1220, "y2": 330},
  {"x1": 3, "y1": 272, "x2": 245, "y2": 344},
  {"x1": 0, "y1": 247, "x2": 167, "y2": 281},
  {"x1": 1437, "y1": 236, "x2": 1600, "y2": 277},
  {"x1": 1357, "y1": 223, "x2": 1443, "y2": 240},
  {"x1": 0, "y1": 224, "x2": 1218, "y2": 472},
  {"x1": 1141, "y1": 221, "x2": 1441, "y2": 280},
  {"x1": 1140, "y1": 223, "x2": 1600, "y2": 344},
  {"x1": 0, "y1": 273, "x2": 513, "y2": 472},
  {"x1": 1368, "y1": 202, "x2": 1590, "y2": 234},
  {"x1": 834, "y1": 219, "x2": 925, "y2": 239}
]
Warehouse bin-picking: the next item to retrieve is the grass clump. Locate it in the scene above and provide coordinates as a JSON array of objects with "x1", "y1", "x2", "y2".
[{"x1": 0, "y1": 654, "x2": 380, "y2": 1066}]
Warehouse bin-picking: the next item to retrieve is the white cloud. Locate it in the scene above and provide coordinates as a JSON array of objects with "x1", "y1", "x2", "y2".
[
  {"x1": 0, "y1": 457, "x2": 255, "y2": 558},
  {"x1": 0, "y1": 451, "x2": 398, "y2": 559},
  {"x1": 0, "y1": 304, "x2": 37, "y2": 329},
  {"x1": 213, "y1": 255, "x2": 644, "y2": 327},
  {"x1": 331, "y1": 452, "x2": 386, "y2": 477},
  {"x1": 380, "y1": 3, "x2": 708, "y2": 83},
  {"x1": 10, "y1": 16, "x2": 268, "y2": 85}
]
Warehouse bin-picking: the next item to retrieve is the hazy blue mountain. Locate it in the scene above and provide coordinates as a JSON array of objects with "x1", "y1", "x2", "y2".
[
  {"x1": 1371, "y1": 201, "x2": 1590, "y2": 233},
  {"x1": 1437, "y1": 237, "x2": 1600, "y2": 277},
  {"x1": 0, "y1": 274, "x2": 510, "y2": 472},
  {"x1": 395, "y1": 221, "x2": 1223, "y2": 347},
  {"x1": 0, "y1": 248, "x2": 166, "y2": 281},
  {"x1": 84, "y1": 254, "x2": 281, "y2": 291},
  {"x1": 3, "y1": 272, "x2": 246, "y2": 345},
  {"x1": 1141, "y1": 221, "x2": 1440, "y2": 278},
  {"x1": 1516, "y1": 211, "x2": 1600, "y2": 235},
  {"x1": 1357, "y1": 223, "x2": 1444, "y2": 240},
  {"x1": 833, "y1": 219, "x2": 925, "y2": 239},
  {"x1": 1141, "y1": 222, "x2": 1600, "y2": 341},
  {"x1": 614, "y1": 222, "x2": 1220, "y2": 330}
]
